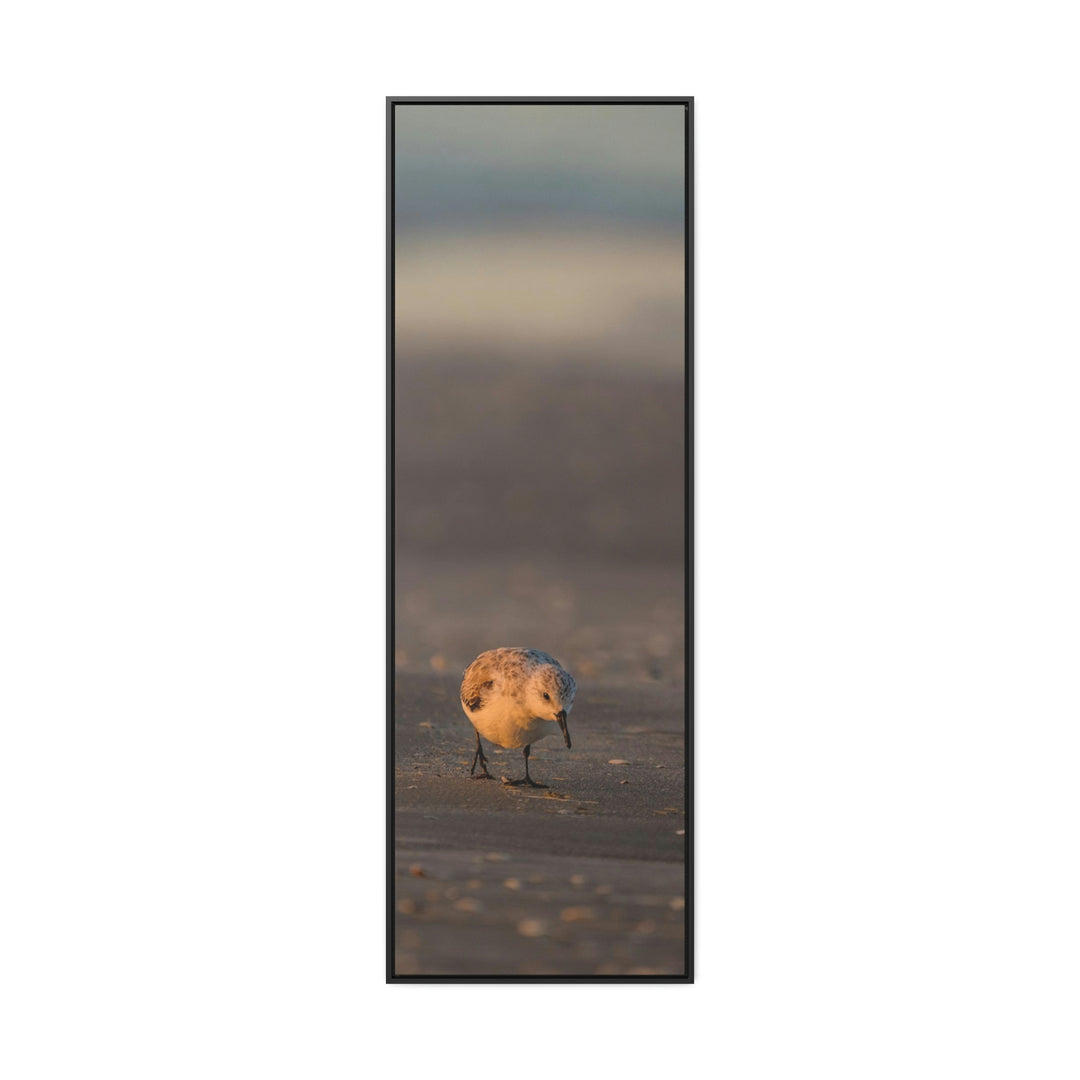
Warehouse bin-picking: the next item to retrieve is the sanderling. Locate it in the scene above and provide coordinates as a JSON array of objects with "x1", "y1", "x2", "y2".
[{"x1": 460, "y1": 647, "x2": 576, "y2": 787}]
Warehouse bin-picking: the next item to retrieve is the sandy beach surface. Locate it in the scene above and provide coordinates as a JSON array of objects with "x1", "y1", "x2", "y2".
[
  {"x1": 393, "y1": 355, "x2": 687, "y2": 977},
  {"x1": 393, "y1": 671, "x2": 687, "y2": 977}
]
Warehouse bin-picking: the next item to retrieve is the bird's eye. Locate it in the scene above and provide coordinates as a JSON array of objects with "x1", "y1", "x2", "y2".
[{"x1": 543, "y1": 692, "x2": 550, "y2": 700}]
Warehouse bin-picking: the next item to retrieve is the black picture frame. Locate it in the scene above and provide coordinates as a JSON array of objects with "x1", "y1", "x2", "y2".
[{"x1": 387, "y1": 96, "x2": 694, "y2": 983}]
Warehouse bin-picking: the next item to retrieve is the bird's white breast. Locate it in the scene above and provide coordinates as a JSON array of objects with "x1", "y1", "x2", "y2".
[{"x1": 465, "y1": 696, "x2": 554, "y2": 749}]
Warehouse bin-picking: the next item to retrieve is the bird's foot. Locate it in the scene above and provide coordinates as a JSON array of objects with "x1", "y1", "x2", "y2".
[
  {"x1": 502, "y1": 777, "x2": 547, "y2": 788},
  {"x1": 471, "y1": 771, "x2": 494, "y2": 781}
]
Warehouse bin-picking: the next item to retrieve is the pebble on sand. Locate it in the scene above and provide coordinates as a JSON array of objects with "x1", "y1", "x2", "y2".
[
  {"x1": 408, "y1": 864, "x2": 426, "y2": 877},
  {"x1": 503, "y1": 878, "x2": 522, "y2": 890},
  {"x1": 669, "y1": 897, "x2": 685, "y2": 910},
  {"x1": 608, "y1": 759, "x2": 630, "y2": 765},
  {"x1": 517, "y1": 918, "x2": 548, "y2": 938}
]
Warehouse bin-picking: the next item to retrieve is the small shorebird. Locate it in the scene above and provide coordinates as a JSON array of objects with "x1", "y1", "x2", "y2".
[{"x1": 459, "y1": 647, "x2": 576, "y2": 786}]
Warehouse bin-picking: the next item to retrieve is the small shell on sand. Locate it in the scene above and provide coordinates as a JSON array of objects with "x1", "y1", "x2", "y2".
[{"x1": 560, "y1": 906, "x2": 596, "y2": 922}]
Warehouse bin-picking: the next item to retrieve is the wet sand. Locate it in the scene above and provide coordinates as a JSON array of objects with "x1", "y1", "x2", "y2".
[
  {"x1": 394, "y1": 553, "x2": 685, "y2": 688},
  {"x1": 393, "y1": 672, "x2": 688, "y2": 977}
]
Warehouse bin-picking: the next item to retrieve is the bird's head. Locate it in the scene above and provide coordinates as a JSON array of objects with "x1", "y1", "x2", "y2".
[{"x1": 527, "y1": 665, "x2": 576, "y2": 748}]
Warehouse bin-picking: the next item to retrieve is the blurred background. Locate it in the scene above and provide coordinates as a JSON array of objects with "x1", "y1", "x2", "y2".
[{"x1": 394, "y1": 104, "x2": 686, "y2": 688}]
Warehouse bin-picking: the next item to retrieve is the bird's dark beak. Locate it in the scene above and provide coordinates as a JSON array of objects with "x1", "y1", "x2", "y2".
[{"x1": 555, "y1": 709, "x2": 571, "y2": 748}]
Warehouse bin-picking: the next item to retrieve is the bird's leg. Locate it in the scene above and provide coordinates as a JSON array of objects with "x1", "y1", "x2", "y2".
[
  {"x1": 502, "y1": 744, "x2": 547, "y2": 787},
  {"x1": 470, "y1": 732, "x2": 492, "y2": 779},
  {"x1": 521, "y1": 744, "x2": 546, "y2": 788}
]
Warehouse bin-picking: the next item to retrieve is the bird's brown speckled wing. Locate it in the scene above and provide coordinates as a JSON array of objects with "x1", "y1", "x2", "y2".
[{"x1": 460, "y1": 657, "x2": 495, "y2": 713}]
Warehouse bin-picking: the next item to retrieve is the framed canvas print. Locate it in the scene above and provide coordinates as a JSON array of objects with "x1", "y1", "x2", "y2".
[{"x1": 388, "y1": 96, "x2": 693, "y2": 982}]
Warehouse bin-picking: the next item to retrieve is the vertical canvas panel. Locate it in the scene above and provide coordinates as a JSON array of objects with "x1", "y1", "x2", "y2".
[{"x1": 389, "y1": 99, "x2": 692, "y2": 981}]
